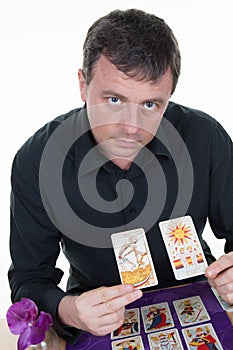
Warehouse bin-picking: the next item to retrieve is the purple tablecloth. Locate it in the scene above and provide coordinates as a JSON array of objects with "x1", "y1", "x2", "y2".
[{"x1": 66, "y1": 281, "x2": 233, "y2": 349}]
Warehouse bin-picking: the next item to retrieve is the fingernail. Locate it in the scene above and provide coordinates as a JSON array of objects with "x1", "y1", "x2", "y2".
[
  {"x1": 206, "y1": 268, "x2": 215, "y2": 278},
  {"x1": 124, "y1": 284, "x2": 134, "y2": 292},
  {"x1": 133, "y1": 289, "x2": 142, "y2": 299}
]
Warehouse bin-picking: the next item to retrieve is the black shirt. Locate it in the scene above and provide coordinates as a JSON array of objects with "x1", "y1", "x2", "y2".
[{"x1": 8, "y1": 101, "x2": 233, "y2": 343}]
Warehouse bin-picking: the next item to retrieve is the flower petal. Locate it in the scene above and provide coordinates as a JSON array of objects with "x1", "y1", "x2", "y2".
[
  {"x1": 6, "y1": 298, "x2": 38, "y2": 335},
  {"x1": 35, "y1": 311, "x2": 53, "y2": 331},
  {"x1": 18, "y1": 326, "x2": 45, "y2": 350}
]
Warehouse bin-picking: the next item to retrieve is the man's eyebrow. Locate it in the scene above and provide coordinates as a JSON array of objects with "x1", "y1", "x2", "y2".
[
  {"x1": 142, "y1": 97, "x2": 166, "y2": 105},
  {"x1": 101, "y1": 90, "x2": 127, "y2": 100},
  {"x1": 102, "y1": 89, "x2": 166, "y2": 105}
]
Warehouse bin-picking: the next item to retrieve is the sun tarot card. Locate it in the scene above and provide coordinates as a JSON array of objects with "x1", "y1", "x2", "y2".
[
  {"x1": 111, "y1": 335, "x2": 144, "y2": 350},
  {"x1": 111, "y1": 308, "x2": 140, "y2": 339},
  {"x1": 148, "y1": 328, "x2": 184, "y2": 350},
  {"x1": 111, "y1": 228, "x2": 158, "y2": 289},
  {"x1": 141, "y1": 302, "x2": 174, "y2": 333},
  {"x1": 173, "y1": 295, "x2": 210, "y2": 326},
  {"x1": 159, "y1": 216, "x2": 208, "y2": 280},
  {"x1": 211, "y1": 287, "x2": 233, "y2": 312},
  {"x1": 182, "y1": 323, "x2": 223, "y2": 350}
]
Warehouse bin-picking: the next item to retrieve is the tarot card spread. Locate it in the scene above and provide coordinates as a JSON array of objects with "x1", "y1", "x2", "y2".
[
  {"x1": 159, "y1": 216, "x2": 208, "y2": 280},
  {"x1": 111, "y1": 228, "x2": 158, "y2": 289},
  {"x1": 111, "y1": 308, "x2": 140, "y2": 339},
  {"x1": 182, "y1": 323, "x2": 223, "y2": 350},
  {"x1": 173, "y1": 296, "x2": 210, "y2": 326},
  {"x1": 148, "y1": 328, "x2": 184, "y2": 350},
  {"x1": 141, "y1": 302, "x2": 174, "y2": 333},
  {"x1": 111, "y1": 335, "x2": 144, "y2": 350}
]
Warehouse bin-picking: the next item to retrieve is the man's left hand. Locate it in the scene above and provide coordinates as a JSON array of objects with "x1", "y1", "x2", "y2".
[{"x1": 205, "y1": 252, "x2": 233, "y2": 304}]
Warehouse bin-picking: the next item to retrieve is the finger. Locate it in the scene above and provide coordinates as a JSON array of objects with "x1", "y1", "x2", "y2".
[
  {"x1": 207, "y1": 278, "x2": 215, "y2": 288},
  {"x1": 205, "y1": 252, "x2": 233, "y2": 279},
  {"x1": 95, "y1": 288, "x2": 142, "y2": 317},
  {"x1": 80, "y1": 307, "x2": 125, "y2": 336},
  {"x1": 210, "y1": 267, "x2": 233, "y2": 288},
  {"x1": 89, "y1": 317, "x2": 125, "y2": 337},
  {"x1": 219, "y1": 292, "x2": 233, "y2": 304},
  {"x1": 87, "y1": 284, "x2": 136, "y2": 306},
  {"x1": 98, "y1": 307, "x2": 125, "y2": 327},
  {"x1": 213, "y1": 282, "x2": 233, "y2": 297}
]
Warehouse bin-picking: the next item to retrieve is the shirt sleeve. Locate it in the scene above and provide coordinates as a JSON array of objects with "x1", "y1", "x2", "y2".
[
  {"x1": 8, "y1": 150, "x2": 81, "y2": 344},
  {"x1": 208, "y1": 120, "x2": 233, "y2": 252}
]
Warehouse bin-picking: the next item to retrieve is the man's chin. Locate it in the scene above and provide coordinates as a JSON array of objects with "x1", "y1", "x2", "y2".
[{"x1": 100, "y1": 148, "x2": 139, "y2": 165}]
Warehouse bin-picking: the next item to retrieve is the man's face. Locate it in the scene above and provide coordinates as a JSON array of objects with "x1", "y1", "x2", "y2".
[{"x1": 78, "y1": 55, "x2": 173, "y2": 169}]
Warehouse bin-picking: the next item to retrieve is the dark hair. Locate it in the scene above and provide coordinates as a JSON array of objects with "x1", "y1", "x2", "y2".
[{"x1": 82, "y1": 9, "x2": 181, "y2": 94}]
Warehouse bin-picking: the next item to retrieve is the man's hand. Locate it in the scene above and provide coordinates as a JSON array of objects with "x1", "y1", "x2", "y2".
[
  {"x1": 58, "y1": 284, "x2": 142, "y2": 336},
  {"x1": 205, "y1": 252, "x2": 233, "y2": 304}
]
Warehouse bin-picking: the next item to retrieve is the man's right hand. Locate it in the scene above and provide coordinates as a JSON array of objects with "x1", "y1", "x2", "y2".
[{"x1": 58, "y1": 284, "x2": 142, "y2": 336}]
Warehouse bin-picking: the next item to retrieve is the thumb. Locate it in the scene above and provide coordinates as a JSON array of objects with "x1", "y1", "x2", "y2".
[{"x1": 205, "y1": 253, "x2": 233, "y2": 279}]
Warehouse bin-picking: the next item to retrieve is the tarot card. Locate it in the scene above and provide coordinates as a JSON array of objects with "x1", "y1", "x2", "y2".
[
  {"x1": 211, "y1": 287, "x2": 233, "y2": 312},
  {"x1": 173, "y1": 295, "x2": 210, "y2": 326},
  {"x1": 148, "y1": 328, "x2": 184, "y2": 350},
  {"x1": 159, "y1": 216, "x2": 208, "y2": 280},
  {"x1": 141, "y1": 302, "x2": 174, "y2": 333},
  {"x1": 111, "y1": 308, "x2": 140, "y2": 339},
  {"x1": 111, "y1": 228, "x2": 158, "y2": 289},
  {"x1": 182, "y1": 323, "x2": 223, "y2": 350},
  {"x1": 111, "y1": 335, "x2": 144, "y2": 350}
]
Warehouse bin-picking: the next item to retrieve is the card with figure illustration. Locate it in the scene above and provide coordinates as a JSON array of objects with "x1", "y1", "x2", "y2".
[
  {"x1": 211, "y1": 287, "x2": 233, "y2": 312},
  {"x1": 111, "y1": 335, "x2": 145, "y2": 350},
  {"x1": 141, "y1": 302, "x2": 174, "y2": 333},
  {"x1": 159, "y1": 216, "x2": 208, "y2": 280},
  {"x1": 173, "y1": 295, "x2": 210, "y2": 326},
  {"x1": 148, "y1": 328, "x2": 184, "y2": 350},
  {"x1": 111, "y1": 308, "x2": 140, "y2": 339},
  {"x1": 111, "y1": 228, "x2": 158, "y2": 289},
  {"x1": 182, "y1": 323, "x2": 223, "y2": 350}
]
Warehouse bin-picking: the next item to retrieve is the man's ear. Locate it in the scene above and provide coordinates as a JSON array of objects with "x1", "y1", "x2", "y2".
[{"x1": 78, "y1": 69, "x2": 87, "y2": 102}]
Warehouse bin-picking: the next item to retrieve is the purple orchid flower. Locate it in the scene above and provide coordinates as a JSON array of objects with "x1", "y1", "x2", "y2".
[{"x1": 6, "y1": 298, "x2": 53, "y2": 350}]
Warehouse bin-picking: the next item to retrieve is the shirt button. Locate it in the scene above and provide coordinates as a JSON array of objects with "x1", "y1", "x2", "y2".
[{"x1": 130, "y1": 207, "x2": 136, "y2": 214}]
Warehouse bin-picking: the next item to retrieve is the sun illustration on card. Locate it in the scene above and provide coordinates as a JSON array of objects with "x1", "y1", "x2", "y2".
[{"x1": 166, "y1": 223, "x2": 192, "y2": 245}]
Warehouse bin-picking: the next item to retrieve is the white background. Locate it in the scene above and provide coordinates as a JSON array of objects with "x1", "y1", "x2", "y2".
[{"x1": 1, "y1": 0, "x2": 232, "y2": 319}]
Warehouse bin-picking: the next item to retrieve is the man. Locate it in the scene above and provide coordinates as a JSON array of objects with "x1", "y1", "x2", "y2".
[{"x1": 8, "y1": 8, "x2": 233, "y2": 344}]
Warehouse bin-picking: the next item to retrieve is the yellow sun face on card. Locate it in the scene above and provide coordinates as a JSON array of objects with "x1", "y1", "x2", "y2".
[{"x1": 167, "y1": 223, "x2": 192, "y2": 245}]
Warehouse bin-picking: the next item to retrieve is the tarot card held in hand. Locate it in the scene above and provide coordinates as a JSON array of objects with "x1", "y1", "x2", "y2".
[
  {"x1": 111, "y1": 228, "x2": 158, "y2": 289},
  {"x1": 173, "y1": 296, "x2": 210, "y2": 326},
  {"x1": 182, "y1": 323, "x2": 223, "y2": 350},
  {"x1": 111, "y1": 335, "x2": 144, "y2": 350},
  {"x1": 111, "y1": 308, "x2": 140, "y2": 339},
  {"x1": 148, "y1": 328, "x2": 184, "y2": 350},
  {"x1": 211, "y1": 287, "x2": 233, "y2": 312},
  {"x1": 159, "y1": 216, "x2": 208, "y2": 280},
  {"x1": 141, "y1": 302, "x2": 174, "y2": 333}
]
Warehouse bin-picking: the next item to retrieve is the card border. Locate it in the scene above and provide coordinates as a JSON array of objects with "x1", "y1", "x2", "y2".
[
  {"x1": 111, "y1": 308, "x2": 140, "y2": 340},
  {"x1": 111, "y1": 334, "x2": 145, "y2": 350},
  {"x1": 111, "y1": 227, "x2": 158, "y2": 288},
  {"x1": 140, "y1": 301, "x2": 174, "y2": 333},
  {"x1": 173, "y1": 295, "x2": 210, "y2": 326},
  {"x1": 159, "y1": 215, "x2": 208, "y2": 280},
  {"x1": 181, "y1": 322, "x2": 224, "y2": 350},
  {"x1": 147, "y1": 327, "x2": 184, "y2": 350}
]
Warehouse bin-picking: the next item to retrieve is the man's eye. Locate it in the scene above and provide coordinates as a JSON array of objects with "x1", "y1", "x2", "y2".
[
  {"x1": 144, "y1": 101, "x2": 156, "y2": 110},
  {"x1": 108, "y1": 97, "x2": 121, "y2": 104}
]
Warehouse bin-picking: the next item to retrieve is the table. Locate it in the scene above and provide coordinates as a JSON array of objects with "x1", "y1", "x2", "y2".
[
  {"x1": 67, "y1": 281, "x2": 233, "y2": 350},
  {"x1": 1, "y1": 282, "x2": 233, "y2": 349}
]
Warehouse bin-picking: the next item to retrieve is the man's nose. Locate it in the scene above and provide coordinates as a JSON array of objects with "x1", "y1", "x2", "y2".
[{"x1": 119, "y1": 104, "x2": 140, "y2": 134}]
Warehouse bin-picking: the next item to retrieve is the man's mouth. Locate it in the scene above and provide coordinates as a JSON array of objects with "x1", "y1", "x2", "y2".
[{"x1": 114, "y1": 138, "x2": 141, "y2": 148}]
